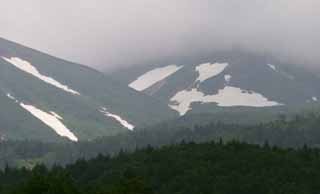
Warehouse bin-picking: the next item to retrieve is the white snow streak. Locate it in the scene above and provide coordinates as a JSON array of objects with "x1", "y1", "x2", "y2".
[
  {"x1": 6, "y1": 93, "x2": 78, "y2": 141},
  {"x1": 195, "y1": 63, "x2": 228, "y2": 83},
  {"x1": 2, "y1": 57, "x2": 80, "y2": 95},
  {"x1": 224, "y1": 74, "x2": 232, "y2": 83},
  {"x1": 100, "y1": 107, "x2": 135, "y2": 130},
  {"x1": 267, "y1": 64, "x2": 277, "y2": 71},
  {"x1": 129, "y1": 65, "x2": 183, "y2": 91},
  {"x1": 20, "y1": 103, "x2": 78, "y2": 141},
  {"x1": 6, "y1": 93, "x2": 18, "y2": 103},
  {"x1": 312, "y1": 96, "x2": 318, "y2": 102},
  {"x1": 6, "y1": 93, "x2": 15, "y2": 100},
  {"x1": 170, "y1": 87, "x2": 282, "y2": 116}
]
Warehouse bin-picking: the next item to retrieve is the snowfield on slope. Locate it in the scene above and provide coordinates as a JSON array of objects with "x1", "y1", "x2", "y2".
[
  {"x1": 2, "y1": 57, "x2": 80, "y2": 95},
  {"x1": 169, "y1": 87, "x2": 282, "y2": 116},
  {"x1": 129, "y1": 65, "x2": 183, "y2": 91},
  {"x1": 6, "y1": 93, "x2": 78, "y2": 141},
  {"x1": 169, "y1": 88, "x2": 205, "y2": 115},
  {"x1": 20, "y1": 103, "x2": 78, "y2": 141},
  {"x1": 195, "y1": 63, "x2": 228, "y2": 83},
  {"x1": 100, "y1": 107, "x2": 135, "y2": 130}
]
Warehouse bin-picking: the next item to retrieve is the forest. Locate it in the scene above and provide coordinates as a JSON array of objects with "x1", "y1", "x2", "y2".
[
  {"x1": 1, "y1": 140, "x2": 320, "y2": 194},
  {"x1": 1, "y1": 112, "x2": 320, "y2": 193}
]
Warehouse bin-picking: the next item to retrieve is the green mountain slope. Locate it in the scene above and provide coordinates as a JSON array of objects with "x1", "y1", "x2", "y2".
[
  {"x1": 3, "y1": 109, "x2": 320, "y2": 169},
  {"x1": 109, "y1": 51, "x2": 320, "y2": 116},
  {"x1": 0, "y1": 38, "x2": 177, "y2": 142}
]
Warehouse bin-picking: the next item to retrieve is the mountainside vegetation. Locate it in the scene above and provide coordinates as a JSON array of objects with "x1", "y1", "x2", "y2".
[
  {"x1": 2, "y1": 37, "x2": 320, "y2": 193},
  {"x1": 0, "y1": 37, "x2": 177, "y2": 142},
  {"x1": 2, "y1": 111, "x2": 320, "y2": 169},
  {"x1": 110, "y1": 51, "x2": 320, "y2": 116}
]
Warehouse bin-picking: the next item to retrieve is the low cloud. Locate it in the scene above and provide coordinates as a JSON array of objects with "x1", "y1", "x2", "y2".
[{"x1": 0, "y1": 0, "x2": 319, "y2": 71}]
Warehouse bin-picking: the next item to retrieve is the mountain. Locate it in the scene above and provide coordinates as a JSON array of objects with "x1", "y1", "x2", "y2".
[
  {"x1": 109, "y1": 51, "x2": 320, "y2": 116},
  {"x1": 0, "y1": 38, "x2": 176, "y2": 142},
  {"x1": 2, "y1": 38, "x2": 319, "y2": 143}
]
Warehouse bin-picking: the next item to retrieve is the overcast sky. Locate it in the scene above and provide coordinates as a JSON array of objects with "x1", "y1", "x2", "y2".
[{"x1": 0, "y1": 0, "x2": 319, "y2": 71}]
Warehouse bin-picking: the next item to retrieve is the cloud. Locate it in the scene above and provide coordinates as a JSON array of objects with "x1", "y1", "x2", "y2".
[{"x1": 0, "y1": 0, "x2": 319, "y2": 71}]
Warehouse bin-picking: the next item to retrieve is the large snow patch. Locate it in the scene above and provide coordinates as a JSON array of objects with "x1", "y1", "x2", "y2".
[
  {"x1": 170, "y1": 86, "x2": 282, "y2": 116},
  {"x1": 129, "y1": 65, "x2": 183, "y2": 91},
  {"x1": 195, "y1": 63, "x2": 228, "y2": 83}
]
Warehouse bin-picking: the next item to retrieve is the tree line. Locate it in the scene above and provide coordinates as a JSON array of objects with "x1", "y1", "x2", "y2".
[{"x1": 1, "y1": 140, "x2": 320, "y2": 194}]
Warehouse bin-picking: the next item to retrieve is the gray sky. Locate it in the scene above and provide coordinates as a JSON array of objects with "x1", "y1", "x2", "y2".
[{"x1": 0, "y1": 0, "x2": 319, "y2": 71}]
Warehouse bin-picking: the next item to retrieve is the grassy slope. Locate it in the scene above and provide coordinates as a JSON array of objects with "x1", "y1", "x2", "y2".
[
  {"x1": 0, "y1": 38, "x2": 177, "y2": 141},
  {"x1": 109, "y1": 51, "x2": 320, "y2": 113}
]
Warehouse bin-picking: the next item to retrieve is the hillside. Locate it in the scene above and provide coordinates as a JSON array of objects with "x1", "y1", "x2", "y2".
[
  {"x1": 0, "y1": 38, "x2": 177, "y2": 142},
  {"x1": 110, "y1": 51, "x2": 320, "y2": 116},
  {"x1": 2, "y1": 110, "x2": 320, "y2": 169}
]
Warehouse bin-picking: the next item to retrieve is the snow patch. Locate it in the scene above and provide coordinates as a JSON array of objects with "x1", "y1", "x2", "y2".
[
  {"x1": 20, "y1": 103, "x2": 78, "y2": 141},
  {"x1": 224, "y1": 74, "x2": 232, "y2": 83},
  {"x1": 205, "y1": 87, "x2": 282, "y2": 107},
  {"x1": 0, "y1": 134, "x2": 6, "y2": 141},
  {"x1": 6, "y1": 93, "x2": 18, "y2": 103},
  {"x1": 129, "y1": 65, "x2": 183, "y2": 91},
  {"x1": 195, "y1": 63, "x2": 228, "y2": 83},
  {"x1": 6, "y1": 93, "x2": 77, "y2": 141},
  {"x1": 2, "y1": 57, "x2": 80, "y2": 95},
  {"x1": 267, "y1": 64, "x2": 277, "y2": 71},
  {"x1": 169, "y1": 88, "x2": 205, "y2": 116},
  {"x1": 312, "y1": 96, "x2": 318, "y2": 102},
  {"x1": 170, "y1": 86, "x2": 282, "y2": 116},
  {"x1": 6, "y1": 93, "x2": 15, "y2": 100},
  {"x1": 100, "y1": 107, "x2": 135, "y2": 130}
]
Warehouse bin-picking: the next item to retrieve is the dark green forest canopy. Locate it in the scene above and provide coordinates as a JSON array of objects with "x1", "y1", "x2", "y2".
[{"x1": 1, "y1": 141, "x2": 320, "y2": 194}]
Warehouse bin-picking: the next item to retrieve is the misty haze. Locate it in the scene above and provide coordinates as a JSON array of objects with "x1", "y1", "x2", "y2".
[
  {"x1": 1, "y1": 0, "x2": 320, "y2": 71},
  {"x1": 1, "y1": 1, "x2": 320, "y2": 194}
]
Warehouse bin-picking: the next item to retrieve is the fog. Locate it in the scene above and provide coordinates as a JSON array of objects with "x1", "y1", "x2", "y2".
[{"x1": 0, "y1": 0, "x2": 319, "y2": 71}]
